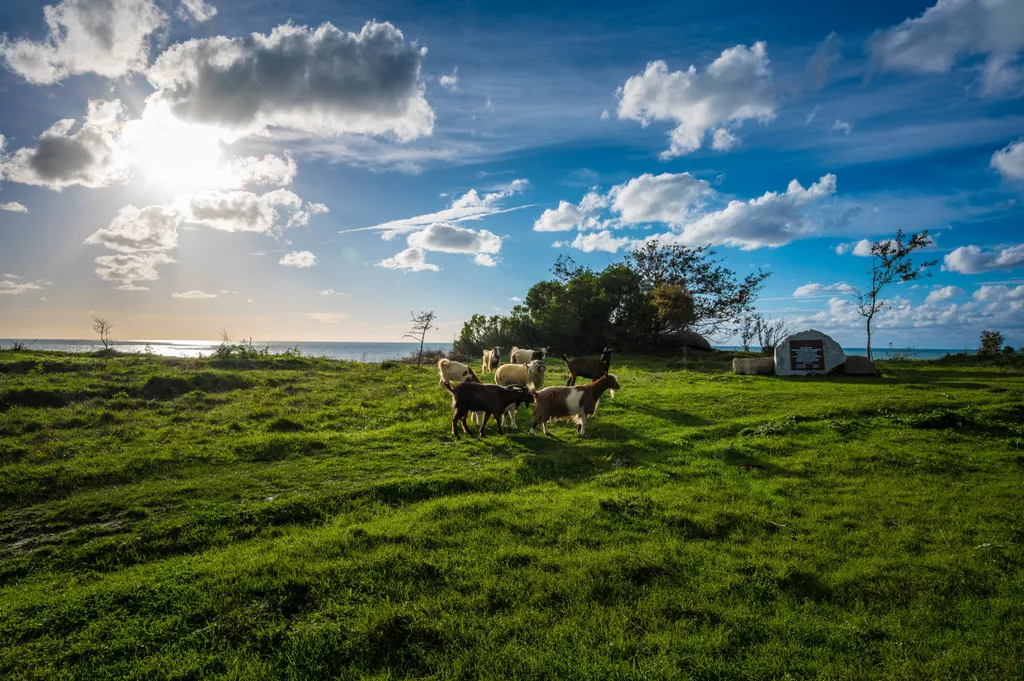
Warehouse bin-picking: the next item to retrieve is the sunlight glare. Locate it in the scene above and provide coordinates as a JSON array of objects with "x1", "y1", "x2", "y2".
[{"x1": 125, "y1": 106, "x2": 227, "y2": 191}]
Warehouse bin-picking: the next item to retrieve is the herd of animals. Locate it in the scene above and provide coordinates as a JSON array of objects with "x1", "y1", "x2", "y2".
[{"x1": 438, "y1": 346, "x2": 620, "y2": 439}]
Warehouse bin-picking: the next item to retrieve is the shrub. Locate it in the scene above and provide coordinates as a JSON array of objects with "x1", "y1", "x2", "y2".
[{"x1": 979, "y1": 330, "x2": 1004, "y2": 355}]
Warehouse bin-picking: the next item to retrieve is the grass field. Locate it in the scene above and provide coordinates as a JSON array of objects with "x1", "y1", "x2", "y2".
[{"x1": 1, "y1": 349, "x2": 1023, "y2": 680}]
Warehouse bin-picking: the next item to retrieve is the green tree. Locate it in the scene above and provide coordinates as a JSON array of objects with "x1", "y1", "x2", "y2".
[{"x1": 979, "y1": 330, "x2": 1004, "y2": 355}]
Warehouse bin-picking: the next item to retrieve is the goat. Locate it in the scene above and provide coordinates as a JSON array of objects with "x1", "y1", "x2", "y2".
[
  {"x1": 481, "y1": 346, "x2": 502, "y2": 375},
  {"x1": 494, "y1": 360, "x2": 547, "y2": 428},
  {"x1": 438, "y1": 358, "x2": 481, "y2": 385},
  {"x1": 530, "y1": 374, "x2": 621, "y2": 438},
  {"x1": 561, "y1": 348, "x2": 614, "y2": 386},
  {"x1": 509, "y1": 346, "x2": 548, "y2": 364},
  {"x1": 441, "y1": 380, "x2": 534, "y2": 438}
]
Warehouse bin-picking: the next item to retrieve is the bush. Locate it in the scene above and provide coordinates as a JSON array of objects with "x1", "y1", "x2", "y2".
[{"x1": 980, "y1": 330, "x2": 1004, "y2": 355}]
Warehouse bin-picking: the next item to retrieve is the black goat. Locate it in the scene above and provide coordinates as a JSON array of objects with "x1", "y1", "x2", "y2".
[
  {"x1": 560, "y1": 347, "x2": 614, "y2": 386},
  {"x1": 440, "y1": 380, "x2": 534, "y2": 438}
]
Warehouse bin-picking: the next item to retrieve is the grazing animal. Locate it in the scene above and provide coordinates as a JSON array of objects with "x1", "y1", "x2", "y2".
[
  {"x1": 481, "y1": 347, "x2": 502, "y2": 375},
  {"x1": 530, "y1": 374, "x2": 621, "y2": 438},
  {"x1": 441, "y1": 380, "x2": 534, "y2": 438},
  {"x1": 561, "y1": 347, "x2": 614, "y2": 386},
  {"x1": 438, "y1": 358, "x2": 481, "y2": 385},
  {"x1": 509, "y1": 346, "x2": 548, "y2": 364},
  {"x1": 494, "y1": 360, "x2": 547, "y2": 427}
]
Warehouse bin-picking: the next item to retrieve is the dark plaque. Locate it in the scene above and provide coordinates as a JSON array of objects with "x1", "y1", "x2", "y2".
[{"x1": 790, "y1": 339, "x2": 825, "y2": 371}]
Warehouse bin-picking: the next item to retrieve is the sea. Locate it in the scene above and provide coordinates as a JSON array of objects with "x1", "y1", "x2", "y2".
[{"x1": 1, "y1": 339, "x2": 970, "y2": 362}]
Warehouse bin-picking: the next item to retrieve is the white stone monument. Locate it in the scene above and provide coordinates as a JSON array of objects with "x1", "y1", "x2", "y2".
[{"x1": 774, "y1": 329, "x2": 846, "y2": 376}]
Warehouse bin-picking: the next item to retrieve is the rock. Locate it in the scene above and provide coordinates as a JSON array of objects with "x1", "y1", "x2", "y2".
[
  {"x1": 733, "y1": 358, "x2": 775, "y2": 375},
  {"x1": 774, "y1": 329, "x2": 846, "y2": 376},
  {"x1": 672, "y1": 331, "x2": 712, "y2": 351},
  {"x1": 841, "y1": 356, "x2": 876, "y2": 375}
]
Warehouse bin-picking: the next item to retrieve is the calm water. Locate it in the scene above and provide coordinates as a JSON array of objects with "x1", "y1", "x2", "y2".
[
  {"x1": 0, "y1": 339, "x2": 453, "y2": 362},
  {"x1": 2, "y1": 339, "x2": 970, "y2": 362}
]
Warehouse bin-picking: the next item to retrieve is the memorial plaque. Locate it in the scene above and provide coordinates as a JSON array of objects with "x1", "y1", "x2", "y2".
[{"x1": 789, "y1": 339, "x2": 825, "y2": 371}]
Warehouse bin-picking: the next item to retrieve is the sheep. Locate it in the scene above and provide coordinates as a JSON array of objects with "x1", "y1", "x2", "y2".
[
  {"x1": 481, "y1": 347, "x2": 502, "y2": 375},
  {"x1": 529, "y1": 374, "x2": 621, "y2": 438},
  {"x1": 560, "y1": 347, "x2": 614, "y2": 386},
  {"x1": 441, "y1": 380, "x2": 534, "y2": 438},
  {"x1": 438, "y1": 358, "x2": 481, "y2": 385},
  {"x1": 509, "y1": 346, "x2": 549, "y2": 364},
  {"x1": 493, "y1": 360, "x2": 547, "y2": 428}
]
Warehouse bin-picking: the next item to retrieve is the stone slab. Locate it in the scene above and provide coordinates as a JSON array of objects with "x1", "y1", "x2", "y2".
[
  {"x1": 774, "y1": 329, "x2": 846, "y2": 376},
  {"x1": 733, "y1": 357, "x2": 776, "y2": 375},
  {"x1": 841, "y1": 356, "x2": 877, "y2": 375}
]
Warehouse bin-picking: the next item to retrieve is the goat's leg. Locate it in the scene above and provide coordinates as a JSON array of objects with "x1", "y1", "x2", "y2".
[
  {"x1": 451, "y1": 411, "x2": 460, "y2": 438},
  {"x1": 478, "y1": 411, "x2": 490, "y2": 437},
  {"x1": 457, "y1": 409, "x2": 471, "y2": 434},
  {"x1": 577, "y1": 412, "x2": 588, "y2": 437},
  {"x1": 494, "y1": 410, "x2": 504, "y2": 435}
]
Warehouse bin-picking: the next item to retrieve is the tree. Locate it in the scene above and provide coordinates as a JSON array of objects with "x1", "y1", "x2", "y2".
[
  {"x1": 650, "y1": 283, "x2": 696, "y2": 335},
  {"x1": 755, "y1": 315, "x2": 791, "y2": 353},
  {"x1": 979, "y1": 330, "x2": 1004, "y2": 355},
  {"x1": 739, "y1": 316, "x2": 758, "y2": 352},
  {"x1": 854, "y1": 230, "x2": 937, "y2": 361},
  {"x1": 626, "y1": 241, "x2": 769, "y2": 338},
  {"x1": 403, "y1": 310, "x2": 437, "y2": 366},
  {"x1": 92, "y1": 316, "x2": 113, "y2": 349}
]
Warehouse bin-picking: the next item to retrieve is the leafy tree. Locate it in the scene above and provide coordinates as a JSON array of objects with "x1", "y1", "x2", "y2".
[
  {"x1": 625, "y1": 242, "x2": 769, "y2": 338},
  {"x1": 854, "y1": 230, "x2": 937, "y2": 360},
  {"x1": 650, "y1": 283, "x2": 696, "y2": 335},
  {"x1": 979, "y1": 329, "x2": 1004, "y2": 355},
  {"x1": 403, "y1": 310, "x2": 437, "y2": 366}
]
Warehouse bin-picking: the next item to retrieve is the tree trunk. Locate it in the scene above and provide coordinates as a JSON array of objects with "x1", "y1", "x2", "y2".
[
  {"x1": 866, "y1": 315, "x2": 873, "y2": 361},
  {"x1": 417, "y1": 332, "x2": 425, "y2": 366}
]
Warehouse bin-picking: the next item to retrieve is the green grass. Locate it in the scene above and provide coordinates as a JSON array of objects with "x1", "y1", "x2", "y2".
[{"x1": 1, "y1": 349, "x2": 1023, "y2": 680}]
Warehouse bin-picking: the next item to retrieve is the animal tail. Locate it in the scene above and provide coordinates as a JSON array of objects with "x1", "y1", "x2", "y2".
[{"x1": 440, "y1": 379, "x2": 454, "y2": 395}]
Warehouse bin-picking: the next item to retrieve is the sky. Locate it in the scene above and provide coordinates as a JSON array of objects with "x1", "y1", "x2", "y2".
[{"x1": 0, "y1": 0, "x2": 1022, "y2": 348}]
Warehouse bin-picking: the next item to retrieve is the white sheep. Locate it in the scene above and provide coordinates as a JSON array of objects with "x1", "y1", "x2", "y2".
[
  {"x1": 493, "y1": 360, "x2": 547, "y2": 427},
  {"x1": 509, "y1": 346, "x2": 549, "y2": 364}
]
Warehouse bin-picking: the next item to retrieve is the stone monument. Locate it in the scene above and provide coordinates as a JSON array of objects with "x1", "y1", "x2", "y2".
[{"x1": 774, "y1": 329, "x2": 846, "y2": 376}]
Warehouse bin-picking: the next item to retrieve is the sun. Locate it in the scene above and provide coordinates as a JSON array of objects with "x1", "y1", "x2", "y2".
[{"x1": 124, "y1": 105, "x2": 228, "y2": 191}]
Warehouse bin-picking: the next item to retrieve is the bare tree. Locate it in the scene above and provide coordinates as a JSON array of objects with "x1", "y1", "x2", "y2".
[
  {"x1": 403, "y1": 310, "x2": 437, "y2": 366},
  {"x1": 854, "y1": 230, "x2": 936, "y2": 360},
  {"x1": 92, "y1": 316, "x2": 113, "y2": 349},
  {"x1": 755, "y1": 315, "x2": 791, "y2": 353},
  {"x1": 739, "y1": 315, "x2": 758, "y2": 352}
]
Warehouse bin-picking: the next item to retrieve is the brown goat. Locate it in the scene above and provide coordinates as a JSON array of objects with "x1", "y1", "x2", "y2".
[
  {"x1": 441, "y1": 380, "x2": 534, "y2": 438},
  {"x1": 561, "y1": 348, "x2": 613, "y2": 386},
  {"x1": 530, "y1": 374, "x2": 620, "y2": 437}
]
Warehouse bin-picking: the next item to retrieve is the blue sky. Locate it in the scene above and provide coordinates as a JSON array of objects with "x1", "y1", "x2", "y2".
[{"x1": 0, "y1": 0, "x2": 1022, "y2": 347}]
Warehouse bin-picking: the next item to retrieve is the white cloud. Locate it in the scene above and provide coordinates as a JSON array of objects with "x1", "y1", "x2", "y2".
[
  {"x1": 85, "y1": 204, "x2": 180, "y2": 252},
  {"x1": 0, "y1": 279, "x2": 45, "y2": 295},
  {"x1": 172, "y1": 289, "x2": 217, "y2": 299},
  {"x1": 616, "y1": 42, "x2": 774, "y2": 158},
  {"x1": 832, "y1": 119, "x2": 853, "y2": 135},
  {"x1": 407, "y1": 222, "x2": 501, "y2": 254},
  {"x1": 806, "y1": 105, "x2": 821, "y2": 124},
  {"x1": 600, "y1": 110, "x2": 610, "y2": 120},
  {"x1": 925, "y1": 285, "x2": 965, "y2": 303},
  {"x1": 973, "y1": 284, "x2": 1024, "y2": 303},
  {"x1": 246, "y1": 298, "x2": 253, "y2": 303},
  {"x1": 806, "y1": 31, "x2": 843, "y2": 91},
  {"x1": 610, "y1": 172, "x2": 712, "y2": 225},
  {"x1": 439, "y1": 68, "x2": 459, "y2": 91},
  {"x1": 279, "y1": 251, "x2": 317, "y2": 268},
  {"x1": 94, "y1": 252, "x2": 175, "y2": 288},
  {"x1": 0, "y1": 201, "x2": 27, "y2": 212},
  {"x1": 319, "y1": 289, "x2": 344, "y2": 296},
  {"x1": 509, "y1": 296, "x2": 521, "y2": 302},
  {"x1": 853, "y1": 239, "x2": 874, "y2": 256},
  {"x1": 376, "y1": 246, "x2": 439, "y2": 271},
  {"x1": 653, "y1": 174, "x2": 837, "y2": 250},
  {"x1": 219, "y1": 289, "x2": 237, "y2": 294},
  {"x1": 835, "y1": 242, "x2": 851, "y2": 255},
  {"x1": 178, "y1": 0, "x2": 217, "y2": 22},
  {"x1": 793, "y1": 282, "x2": 857, "y2": 297},
  {"x1": 180, "y1": 189, "x2": 306, "y2": 233},
  {"x1": 147, "y1": 21, "x2": 434, "y2": 140},
  {"x1": 866, "y1": 0, "x2": 1024, "y2": 96},
  {"x1": 474, "y1": 253, "x2": 498, "y2": 267},
  {"x1": 221, "y1": 152, "x2": 298, "y2": 187},
  {"x1": 0, "y1": 100, "x2": 130, "y2": 190},
  {"x1": 991, "y1": 139, "x2": 1024, "y2": 179},
  {"x1": 533, "y1": 200, "x2": 591, "y2": 233},
  {"x1": 345, "y1": 180, "x2": 528, "y2": 238},
  {"x1": 567, "y1": 230, "x2": 634, "y2": 254},
  {"x1": 308, "y1": 312, "x2": 347, "y2": 323},
  {"x1": 307, "y1": 202, "x2": 329, "y2": 214},
  {"x1": 711, "y1": 128, "x2": 740, "y2": 150},
  {"x1": 2, "y1": 273, "x2": 21, "y2": 278},
  {"x1": 0, "y1": 0, "x2": 167, "y2": 84},
  {"x1": 943, "y1": 243, "x2": 1024, "y2": 273}
]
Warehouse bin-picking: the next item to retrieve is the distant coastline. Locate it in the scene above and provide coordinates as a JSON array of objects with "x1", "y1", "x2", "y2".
[{"x1": 1, "y1": 339, "x2": 974, "y2": 362}]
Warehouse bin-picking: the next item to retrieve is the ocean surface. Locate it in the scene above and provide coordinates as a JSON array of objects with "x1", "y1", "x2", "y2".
[{"x1": 1, "y1": 339, "x2": 971, "y2": 362}]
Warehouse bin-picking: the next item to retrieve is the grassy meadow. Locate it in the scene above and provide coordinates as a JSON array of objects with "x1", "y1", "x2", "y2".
[{"x1": 1, "y1": 349, "x2": 1023, "y2": 680}]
